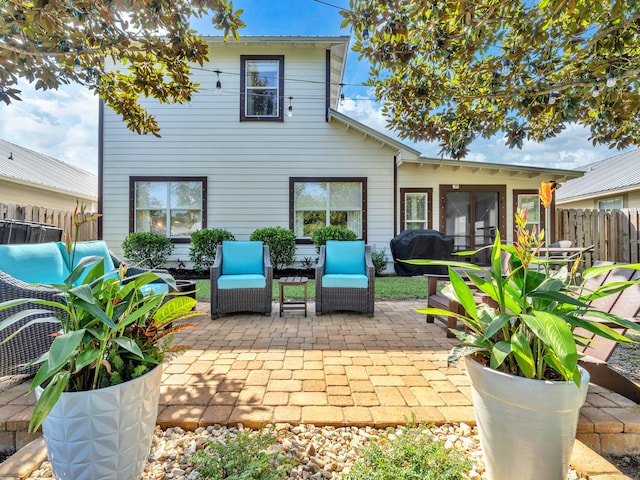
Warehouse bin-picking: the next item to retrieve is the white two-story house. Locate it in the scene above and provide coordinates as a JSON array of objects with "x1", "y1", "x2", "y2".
[{"x1": 99, "y1": 36, "x2": 581, "y2": 268}]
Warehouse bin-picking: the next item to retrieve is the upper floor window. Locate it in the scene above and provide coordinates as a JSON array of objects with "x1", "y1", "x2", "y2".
[
  {"x1": 597, "y1": 197, "x2": 623, "y2": 210},
  {"x1": 240, "y1": 55, "x2": 284, "y2": 121},
  {"x1": 130, "y1": 176, "x2": 206, "y2": 242},
  {"x1": 290, "y1": 177, "x2": 367, "y2": 242}
]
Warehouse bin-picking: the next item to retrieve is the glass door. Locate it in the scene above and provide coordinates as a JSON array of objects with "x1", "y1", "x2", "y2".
[{"x1": 441, "y1": 186, "x2": 505, "y2": 265}]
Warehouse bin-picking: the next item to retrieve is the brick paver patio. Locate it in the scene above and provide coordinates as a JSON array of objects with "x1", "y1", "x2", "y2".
[{"x1": 1, "y1": 300, "x2": 638, "y2": 476}]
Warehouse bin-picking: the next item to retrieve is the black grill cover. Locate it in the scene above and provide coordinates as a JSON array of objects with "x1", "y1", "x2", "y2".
[{"x1": 390, "y1": 230, "x2": 454, "y2": 276}]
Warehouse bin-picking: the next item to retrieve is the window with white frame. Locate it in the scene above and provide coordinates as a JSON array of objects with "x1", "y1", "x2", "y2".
[
  {"x1": 130, "y1": 177, "x2": 206, "y2": 240},
  {"x1": 597, "y1": 197, "x2": 622, "y2": 210},
  {"x1": 240, "y1": 55, "x2": 284, "y2": 121},
  {"x1": 290, "y1": 178, "x2": 366, "y2": 240},
  {"x1": 401, "y1": 189, "x2": 432, "y2": 231}
]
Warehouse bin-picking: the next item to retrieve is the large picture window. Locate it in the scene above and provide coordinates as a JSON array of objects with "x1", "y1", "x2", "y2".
[
  {"x1": 240, "y1": 55, "x2": 284, "y2": 121},
  {"x1": 290, "y1": 177, "x2": 366, "y2": 242},
  {"x1": 130, "y1": 177, "x2": 206, "y2": 242}
]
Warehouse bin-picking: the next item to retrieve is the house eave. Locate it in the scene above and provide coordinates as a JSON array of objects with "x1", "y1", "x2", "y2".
[{"x1": 406, "y1": 157, "x2": 583, "y2": 182}]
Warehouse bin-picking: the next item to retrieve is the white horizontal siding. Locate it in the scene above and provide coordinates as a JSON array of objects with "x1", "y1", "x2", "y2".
[{"x1": 102, "y1": 41, "x2": 397, "y2": 266}]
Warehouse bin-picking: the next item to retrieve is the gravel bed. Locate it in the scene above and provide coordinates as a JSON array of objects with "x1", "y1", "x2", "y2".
[{"x1": 24, "y1": 423, "x2": 587, "y2": 480}]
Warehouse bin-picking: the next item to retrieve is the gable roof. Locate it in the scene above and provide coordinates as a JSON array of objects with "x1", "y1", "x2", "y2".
[
  {"x1": 556, "y1": 149, "x2": 640, "y2": 203},
  {"x1": 0, "y1": 139, "x2": 97, "y2": 200}
]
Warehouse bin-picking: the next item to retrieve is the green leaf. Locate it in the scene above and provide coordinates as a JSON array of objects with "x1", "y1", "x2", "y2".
[
  {"x1": 511, "y1": 330, "x2": 535, "y2": 378},
  {"x1": 47, "y1": 330, "x2": 85, "y2": 374},
  {"x1": 114, "y1": 337, "x2": 144, "y2": 359},
  {"x1": 29, "y1": 371, "x2": 71, "y2": 432},
  {"x1": 75, "y1": 348, "x2": 101, "y2": 371},
  {"x1": 490, "y1": 341, "x2": 511, "y2": 369},
  {"x1": 448, "y1": 268, "x2": 478, "y2": 321},
  {"x1": 153, "y1": 295, "x2": 197, "y2": 326},
  {"x1": 523, "y1": 312, "x2": 578, "y2": 380}
]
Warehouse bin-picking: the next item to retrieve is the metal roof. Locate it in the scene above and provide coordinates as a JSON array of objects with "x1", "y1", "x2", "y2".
[
  {"x1": 0, "y1": 139, "x2": 97, "y2": 200},
  {"x1": 556, "y1": 148, "x2": 640, "y2": 202}
]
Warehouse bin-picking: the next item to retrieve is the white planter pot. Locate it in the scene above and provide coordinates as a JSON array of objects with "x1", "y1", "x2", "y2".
[
  {"x1": 37, "y1": 364, "x2": 162, "y2": 480},
  {"x1": 465, "y1": 356, "x2": 589, "y2": 480}
]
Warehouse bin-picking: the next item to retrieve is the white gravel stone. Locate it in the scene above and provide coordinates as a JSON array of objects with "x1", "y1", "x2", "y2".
[{"x1": 22, "y1": 423, "x2": 589, "y2": 480}]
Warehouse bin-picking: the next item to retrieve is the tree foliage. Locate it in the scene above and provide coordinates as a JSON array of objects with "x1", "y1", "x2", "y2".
[
  {"x1": 0, "y1": 0, "x2": 244, "y2": 135},
  {"x1": 341, "y1": 0, "x2": 640, "y2": 159}
]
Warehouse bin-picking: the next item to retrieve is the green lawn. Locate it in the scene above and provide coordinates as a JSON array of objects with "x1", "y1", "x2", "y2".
[{"x1": 192, "y1": 276, "x2": 429, "y2": 302}]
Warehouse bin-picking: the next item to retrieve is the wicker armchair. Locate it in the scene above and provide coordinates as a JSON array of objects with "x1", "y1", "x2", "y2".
[
  {"x1": 315, "y1": 241, "x2": 375, "y2": 317},
  {"x1": 0, "y1": 271, "x2": 63, "y2": 378},
  {"x1": 210, "y1": 241, "x2": 273, "y2": 319},
  {"x1": 0, "y1": 242, "x2": 170, "y2": 379}
]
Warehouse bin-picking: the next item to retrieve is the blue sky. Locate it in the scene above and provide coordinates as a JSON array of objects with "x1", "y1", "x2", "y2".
[{"x1": 0, "y1": 0, "x2": 623, "y2": 175}]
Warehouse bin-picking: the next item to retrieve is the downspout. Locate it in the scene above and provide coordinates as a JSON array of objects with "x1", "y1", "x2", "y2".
[
  {"x1": 393, "y1": 155, "x2": 398, "y2": 237},
  {"x1": 325, "y1": 49, "x2": 330, "y2": 122},
  {"x1": 97, "y1": 98, "x2": 104, "y2": 239}
]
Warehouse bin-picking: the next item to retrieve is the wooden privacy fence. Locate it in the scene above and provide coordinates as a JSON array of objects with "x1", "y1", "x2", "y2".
[
  {"x1": 556, "y1": 208, "x2": 640, "y2": 267},
  {"x1": 0, "y1": 202, "x2": 98, "y2": 242}
]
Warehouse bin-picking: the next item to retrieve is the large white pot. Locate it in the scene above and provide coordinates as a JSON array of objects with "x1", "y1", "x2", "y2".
[
  {"x1": 37, "y1": 364, "x2": 162, "y2": 480},
  {"x1": 464, "y1": 356, "x2": 589, "y2": 480}
]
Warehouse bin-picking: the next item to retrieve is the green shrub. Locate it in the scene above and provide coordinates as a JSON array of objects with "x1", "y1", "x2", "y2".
[
  {"x1": 189, "y1": 228, "x2": 235, "y2": 273},
  {"x1": 345, "y1": 424, "x2": 473, "y2": 480},
  {"x1": 371, "y1": 245, "x2": 390, "y2": 276},
  {"x1": 250, "y1": 226, "x2": 296, "y2": 270},
  {"x1": 310, "y1": 225, "x2": 357, "y2": 254},
  {"x1": 121, "y1": 232, "x2": 174, "y2": 269},
  {"x1": 193, "y1": 427, "x2": 296, "y2": 480}
]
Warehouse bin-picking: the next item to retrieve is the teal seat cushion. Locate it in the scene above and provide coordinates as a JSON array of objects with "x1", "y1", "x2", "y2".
[
  {"x1": 325, "y1": 240, "x2": 365, "y2": 275},
  {"x1": 139, "y1": 283, "x2": 169, "y2": 296},
  {"x1": 57, "y1": 241, "x2": 118, "y2": 284},
  {"x1": 322, "y1": 274, "x2": 368, "y2": 289},
  {"x1": 222, "y1": 241, "x2": 264, "y2": 275},
  {"x1": 218, "y1": 274, "x2": 266, "y2": 290},
  {"x1": 0, "y1": 242, "x2": 70, "y2": 285}
]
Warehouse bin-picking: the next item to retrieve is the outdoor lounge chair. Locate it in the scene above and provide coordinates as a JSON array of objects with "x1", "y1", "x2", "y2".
[
  {"x1": 315, "y1": 240, "x2": 375, "y2": 317},
  {"x1": 575, "y1": 262, "x2": 640, "y2": 403},
  {"x1": 210, "y1": 241, "x2": 273, "y2": 319}
]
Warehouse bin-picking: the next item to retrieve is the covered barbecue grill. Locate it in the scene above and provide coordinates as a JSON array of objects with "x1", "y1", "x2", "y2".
[{"x1": 390, "y1": 229, "x2": 454, "y2": 276}]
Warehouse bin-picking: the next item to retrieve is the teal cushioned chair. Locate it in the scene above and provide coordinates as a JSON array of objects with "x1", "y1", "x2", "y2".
[
  {"x1": 210, "y1": 241, "x2": 273, "y2": 319},
  {"x1": 315, "y1": 240, "x2": 375, "y2": 317}
]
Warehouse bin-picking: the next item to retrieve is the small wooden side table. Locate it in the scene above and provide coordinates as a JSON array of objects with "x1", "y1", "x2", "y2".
[{"x1": 278, "y1": 276, "x2": 308, "y2": 317}]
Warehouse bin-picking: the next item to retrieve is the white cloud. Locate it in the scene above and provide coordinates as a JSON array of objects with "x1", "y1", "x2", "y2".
[{"x1": 0, "y1": 82, "x2": 99, "y2": 174}]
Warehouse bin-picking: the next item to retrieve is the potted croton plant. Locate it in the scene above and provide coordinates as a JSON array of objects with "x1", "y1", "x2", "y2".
[
  {"x1": 0, "y1": 209, "x2": 200, "y2": 480},
  {"x1": 411, "y1": 183, "x2": 640, "y2": 480}
]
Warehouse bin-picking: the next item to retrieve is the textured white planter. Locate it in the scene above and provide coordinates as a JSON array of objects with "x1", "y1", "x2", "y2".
[
  {"x1": 465, "y1": 356, "x2": 589, "y2": 480},
  {"x1": 37, "y1": 364, "x2": 162, "y2": 480}
]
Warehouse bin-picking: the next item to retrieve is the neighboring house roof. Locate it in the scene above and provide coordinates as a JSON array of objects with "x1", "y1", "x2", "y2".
[
  {"x1": 556, "y1": 148, "x2": 640, "y2": 203},
  {"x1": 0, "y1": 139, "x2": 97, "y2": 200}
]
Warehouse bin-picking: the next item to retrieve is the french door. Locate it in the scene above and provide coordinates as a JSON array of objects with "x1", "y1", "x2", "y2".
[{"x1": 440, "y1": 185, "x2": 506, "y2": 264}]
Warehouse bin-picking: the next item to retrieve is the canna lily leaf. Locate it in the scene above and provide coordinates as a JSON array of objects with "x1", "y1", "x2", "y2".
[
  {"x1": 114, "y1": 337, "x2": 144, "y2": 359},
  {"x1": 490, "y1": 341, "x2": 511, "y2": 369},
  {"x1": 511, "y1": 329, "x2": 535, "y2": 378},
  {"x1": 523, "y1": 312, "x2": 578, "y2": 378},
  {"x1": 29, "y1": 371, "x2": 71, "y2": 433}
]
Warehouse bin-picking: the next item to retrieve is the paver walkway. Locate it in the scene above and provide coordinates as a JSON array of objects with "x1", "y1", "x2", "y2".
[{"x1": 0, "y1": 301, "x2": 638, "y2": 479}]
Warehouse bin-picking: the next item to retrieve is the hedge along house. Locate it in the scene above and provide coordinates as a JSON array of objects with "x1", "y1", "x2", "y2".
[{"x1": 99, "y1": 36, "x2": 581, "y2": 269}]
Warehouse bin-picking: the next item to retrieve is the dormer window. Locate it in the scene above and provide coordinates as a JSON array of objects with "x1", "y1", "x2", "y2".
[{"x1": 240, "y1": 55, "x2": 284, "y2": 122}]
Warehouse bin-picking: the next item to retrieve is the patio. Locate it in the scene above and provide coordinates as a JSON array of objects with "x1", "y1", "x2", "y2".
[{"x1": 1, "y1": 300, "x2": 638, "y2": 478}]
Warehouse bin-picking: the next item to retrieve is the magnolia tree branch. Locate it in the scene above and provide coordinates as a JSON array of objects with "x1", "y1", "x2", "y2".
[{"x1": 0, "y1": 0, "x2": 245, "y2": 136}]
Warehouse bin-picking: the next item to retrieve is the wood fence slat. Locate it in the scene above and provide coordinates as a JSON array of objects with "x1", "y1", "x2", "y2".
[{"x1": 557, "y1": 208, "x2": 640, "y2": 265}]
